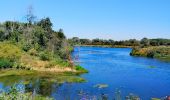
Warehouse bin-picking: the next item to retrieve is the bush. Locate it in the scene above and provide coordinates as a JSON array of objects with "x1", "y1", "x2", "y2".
[
  {"x1": 39, "y1": 51, "x2": 50, "y2": 61},
  {"x1": 147, "y1": 50, "x2": 155, "y2": 58},
  {"x1": 22, "y1": 43, "x2": 32, "y2": 52},
  {"x1": 28, "y1": 48, "x2": 38, "y2": 56},
  {"x1": 0, "y1": 58, "x2": 13, "y2": 69},
  {"x1": 0, "y1": 42, "x2": 22, "y2": 61},
  {"x1": 75, "y1": 65, "x2": 88, "y2": 73}
]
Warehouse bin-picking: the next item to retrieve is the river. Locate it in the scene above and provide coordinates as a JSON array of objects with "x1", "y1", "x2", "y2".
[{"x1": 0, "y1": 46, "x2": 170, "y2": 100}]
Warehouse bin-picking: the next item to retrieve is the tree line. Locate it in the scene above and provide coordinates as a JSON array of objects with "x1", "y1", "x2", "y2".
[
  {"x1": 69, "y1": 37, "x2": 170, "y2": 47},
  {"x1": 0, "y1": 17, "x2": 70, "y2": 60}
]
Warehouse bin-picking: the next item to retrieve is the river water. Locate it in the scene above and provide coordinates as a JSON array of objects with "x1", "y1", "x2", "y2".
[{"x1": 0, "y1": 46, "x2": 170, "y2": 100}]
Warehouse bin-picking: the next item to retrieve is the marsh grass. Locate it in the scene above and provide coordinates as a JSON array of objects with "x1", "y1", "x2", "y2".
[{"x1": 0, "y1": 69, "x2": 86, "y2": 83}]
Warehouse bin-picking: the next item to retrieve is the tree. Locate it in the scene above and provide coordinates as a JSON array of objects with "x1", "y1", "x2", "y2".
[
  {"x1": 37, "y1": 17, "x2": 53, "y2": 39},
  {"x1": 57, "y1": 29, "x2": 65, "y2": 39},
  {"x1": 37, "y1": 17, "x2": 52, "y2": 32},
  {"x1": 140, "y1": 37, "x2": 150, "y2": 47}
]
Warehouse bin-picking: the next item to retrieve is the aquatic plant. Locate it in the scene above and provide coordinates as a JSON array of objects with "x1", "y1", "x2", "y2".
[
  {"x1": 125, "y1": 93, "x2": 140, "y2": 100},
  {"x1": 94, "y1": 84, "x2": 108, "y2": 89},
  {"x1": 148, "y1": 66, "x2": 156, "y2": 68}
]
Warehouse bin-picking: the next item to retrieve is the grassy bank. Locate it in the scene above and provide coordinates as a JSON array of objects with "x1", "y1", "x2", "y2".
[
  {"x1": 0, "y1": 19, "x2": 88, "y2": 79},
  {"x1": 130, "y1": 46, "x2": 170, "y2": 61},
  {"x1": 0, "y1": 42, "x2": 88, "y2": 74},
  {"x1": 0, "y1": 69, "x2": 87, "y2": 84}
]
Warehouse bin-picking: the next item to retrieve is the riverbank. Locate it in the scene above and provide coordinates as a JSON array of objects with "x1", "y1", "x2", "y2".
[
  {"x1": 0, "y1": 42, "x2": 88, "y2": 73},
  {"x1": 130, "y1": 46, "x2": 170, "y2": 61}
]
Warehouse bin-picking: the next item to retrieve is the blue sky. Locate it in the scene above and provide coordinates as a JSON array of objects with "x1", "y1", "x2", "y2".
[{"x1": 0, "y1": 0, "x2": 170, "y2": 40}]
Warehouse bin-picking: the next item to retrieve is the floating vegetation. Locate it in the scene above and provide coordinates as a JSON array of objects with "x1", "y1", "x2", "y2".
[
  {"x1": 151, "y1": 98, "x2": 161, "y2": 100},
  {"x1": 93, "y1": 84, "x2": 108, "y2": 89},
  {"x1": 125, "y1": 93, "x2": 140, "y2": 100},
  {"x1": 148, "y1": 66, "x2": 156, "y2": 68}
]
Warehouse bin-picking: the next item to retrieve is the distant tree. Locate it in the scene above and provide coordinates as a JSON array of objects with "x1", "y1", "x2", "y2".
[
  {"x1": 92, "y1": 38, "x2": 101, "y2": 45},
  {"x1": 72, "y1": 37, "x2": 80, "y2": 43},
  {"x1": 128, "y1": 39, "x2": 140, "y2": 46},
  {"x1": 37, "y1": 17, "x2": 53, "y2": 39},
  {"x1": 37, "y1": 17, "x2": 52, "y2": 32},
  {"x1": 140, "y1": 37, "x2": 150, "y2": 47},
  {"x1": 0, "y1": 30, "x2": 5, "y2": 41},
  {"x1": 57, "y1": 29, "x2": 66, "y2": 39},
  {"x1": 80, "y1": 39, "x2": 91, "y2": 45},
  {"x1": 108, "y1": 39, "x2": 114, "y2": 45},
  {"x1": 38, "y1": 33, "x2": 46, "y2": 47}
]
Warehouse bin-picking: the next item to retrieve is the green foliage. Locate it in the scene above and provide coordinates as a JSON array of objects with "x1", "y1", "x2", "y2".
[
  {"x1": 125, "y1": 93, "x2": 140, "y2": 100},
  {"x1": 28, "y1": 48, "x2": 38, "y2": 56},
  {"x1": 0, "y1": 84, "x2": 53, "y2": 100},
  {"x1": 0, "y1": 18, "x2": 88, "y2": 73},
  {"x1": 57, "y1": 29, "x2": 65, "y2": 39},
  {"x1": 0, "y1": 42, "x2": 22, "y2": 61},
  {"x1": 75, "y1": 65, "x2": 88, "y2": 73},
  {"x1": 140, "y1": 37, "x2": 150, "y2": 47},
  {"x1": 22, "y1": 43, "x2": 32, "y2": 52},
  {"x1": 151, "y1": 98, "x2": 161, "y2": 100},
  {"x1": 39, "y1": 51, "x2": 51, "y2": 61},
  {"x1": 130, "y1": 46, "x2": 170, "y2": 61},
  {"x1": 70, "y1": 37, "x2": 170, "y2": 47},
  {"x1": 0, "y1": 29, "x2": 5, "y2": 41},
  {"x1": 0, "y1": 18, "x2": 70, "y2": 60},
  {"x1": 0, "y1": 58, "x2": 13, "y2": 69},
  {"x1": 148, "y1": 66, "x2": 156, "y2": 68},
  {"x1": 37, "y1": 17, "x2": 53, "y2": 36}
]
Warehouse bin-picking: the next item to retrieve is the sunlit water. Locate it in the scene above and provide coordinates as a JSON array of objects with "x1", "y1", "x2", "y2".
[{"x1": 0, "y1": 46, "x2": 170, "y2": 100}]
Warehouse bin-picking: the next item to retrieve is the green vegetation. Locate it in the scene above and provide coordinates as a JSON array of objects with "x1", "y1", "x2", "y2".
[
  {"x1": 0, "y1": 70, "x2": 86, "y2": 84},
  {"x1": 69, "y1": 37, "x2": 140, "y2": 47},
  {"x1": 130, "y1": 46, "x2": 170, "y2": 61},
  {"x1": 69, "y1": 37, "x2": 170, "y2": 47},
  {"x1": 0, "y1": 84, "x2": 53, "y2": 100},
  {"x1": 70, "y1": 37, "x2": 170, "y2": 61},
  {"x1": 75, "y1": 65, "x2": 89, "y2": 73},
  {"x1": 0, "y1": 58, "x2": 13, "y2": 68},
  {"x1": 0, "y1": 17, "x2": 87, "y2": 74},
  {"x1": 148, "y1": 66, "x2": 156, "y2": 69},
  {"x1": 94, "y1": 84, "x2": 108, "y2": 89}
]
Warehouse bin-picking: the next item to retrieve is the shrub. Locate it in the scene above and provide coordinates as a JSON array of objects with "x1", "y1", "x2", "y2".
[
  {"x1": 39, "y1": 51, "x2": 50, "y2": 61},
  {"x1": 147, "y1": 50, "x2": 155, "y2": 58},
  {"x1": 0, "y1": 58, "x2": 13, "y2": 69},
  {"x1": 75, "y1": 65, "x2": 88, "y2": 73},
  {"x1": 28, "y1": 48, "x2": 38, "y2": 56},
  {"x1": 22, "y1": 43, "x2": 32, "y2": 52},
  {"x1": 0, "y1": 42, "x2": 22, "y2": 61}
]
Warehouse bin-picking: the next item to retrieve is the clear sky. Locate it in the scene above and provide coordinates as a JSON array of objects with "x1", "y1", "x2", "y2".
[{"x1": 0, "y1": 0, "x2": 170, "y2": 40}]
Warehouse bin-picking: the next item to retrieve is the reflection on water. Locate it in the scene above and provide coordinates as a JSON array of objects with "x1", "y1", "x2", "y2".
[{"x1": 0, "y1": 75, "x2": 62, "y2": 97}]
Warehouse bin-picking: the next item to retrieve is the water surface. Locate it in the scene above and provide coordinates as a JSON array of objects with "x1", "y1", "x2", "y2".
[{"x1": 0, "y1": 46, "x2": 170, "y2": 100}]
